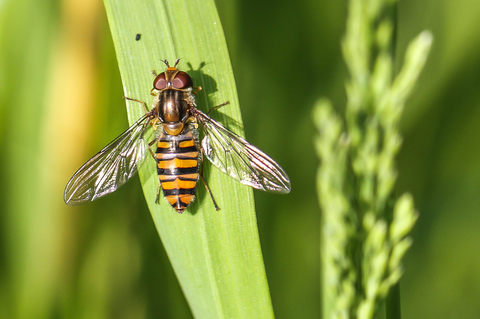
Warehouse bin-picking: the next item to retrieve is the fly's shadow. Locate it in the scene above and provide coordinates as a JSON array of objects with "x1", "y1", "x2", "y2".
[{"x1": 185, "y1": 61, "x2": 243, "y2": 135}]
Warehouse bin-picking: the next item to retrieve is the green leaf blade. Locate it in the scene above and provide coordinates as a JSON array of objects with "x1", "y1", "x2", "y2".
[{"x1": 103, "y1": 0, "x2": 274, "y2": 318}]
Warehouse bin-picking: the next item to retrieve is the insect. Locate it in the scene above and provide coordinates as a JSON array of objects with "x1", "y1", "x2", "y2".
[
  {"x1": 64, "y1": 59, "x2": 291, "y2": 213},
  {"x1": 135, "y1": 33, "x2": 141, "y2": 41}
]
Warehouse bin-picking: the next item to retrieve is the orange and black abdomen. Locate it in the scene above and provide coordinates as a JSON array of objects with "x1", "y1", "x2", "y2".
[{"x1": 156, "y1": 129, "x2": 199, "y2": 213}]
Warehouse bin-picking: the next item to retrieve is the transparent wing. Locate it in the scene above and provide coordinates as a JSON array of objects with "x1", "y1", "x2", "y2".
[
  {"x1": 64, "y1": 114, "x2": 153, "y2": 205},
  {"x1": 192, "y1": 108, "x2": 291, "y2": 193}
]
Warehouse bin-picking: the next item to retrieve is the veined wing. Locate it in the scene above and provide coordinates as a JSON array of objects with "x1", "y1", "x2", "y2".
[
  {"x1": 64, "y1": 113, "x2": 153, "y2": 205},
  {"x1": 192, "y1": 108, "x2": 291, "y2": 193}
]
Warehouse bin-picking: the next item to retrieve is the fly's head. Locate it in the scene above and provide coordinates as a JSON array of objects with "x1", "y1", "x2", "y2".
[
  {"x1": 153, "y1": 59, "x2": 193, "y2": 92},
  {"x1": 154, "y1": 59, "x2": 195, "y2": 136}
]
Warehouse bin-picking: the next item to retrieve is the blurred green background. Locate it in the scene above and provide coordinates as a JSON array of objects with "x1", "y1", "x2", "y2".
[{"x1": 1, "y1": 0, "x2": 480, "y2": 318}]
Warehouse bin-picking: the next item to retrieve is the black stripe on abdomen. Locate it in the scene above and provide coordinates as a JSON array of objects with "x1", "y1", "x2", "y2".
[{"x1": 155, "y1": 129, "x2": 200, "y2": 213}]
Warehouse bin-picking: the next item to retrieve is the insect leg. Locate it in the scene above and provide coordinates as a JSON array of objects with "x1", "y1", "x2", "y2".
[
  {"x1": 193, "y1": 86, "x2": 202, "y2": 94},
  {"x1": 147, "y1": 139, "x2": 158, "y2": 160},
  {"x1": 155, "y1": 183, "x2": 162, "y2": 204},
  {"x1": 207, "y1": 101, "x2": 230, "y2": 115},
  {"x1": 123, "y1": 96, "x2": 149, "y2": 113},
  {"x1": 151, "y1": 70, "x2": 158, "y2": 77},
  {"x1": 199, "y1": 153, "x2": 220, "y2": 211},
  {"x1": 149, "y1": 137, "x2": 163, "y2": 205}
]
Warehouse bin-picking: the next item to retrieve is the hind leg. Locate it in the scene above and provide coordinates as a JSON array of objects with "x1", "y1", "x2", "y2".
[{"x1": 199, "y1": 151, "x2": 220, "y2": 211}]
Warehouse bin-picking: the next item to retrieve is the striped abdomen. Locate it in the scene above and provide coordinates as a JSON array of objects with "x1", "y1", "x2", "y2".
[{"x1": 156, "y1": 129, "x2": 200, "y2": 213}]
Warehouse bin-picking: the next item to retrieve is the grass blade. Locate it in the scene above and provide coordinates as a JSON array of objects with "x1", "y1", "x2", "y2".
[{"x1": 103, "y1": 0, "x2": 275, "y2": 317}]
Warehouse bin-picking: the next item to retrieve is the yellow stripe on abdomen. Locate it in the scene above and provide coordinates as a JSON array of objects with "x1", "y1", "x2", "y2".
[
  {"x1": 156, "y1": 129, "x2": 200, "y2": 213},
  {"x1": 157, "y1": 158, "x2": 198, "y2": 169},
  {"x1": 162, "y1": 178, "x2": 198, "y2": 190}
]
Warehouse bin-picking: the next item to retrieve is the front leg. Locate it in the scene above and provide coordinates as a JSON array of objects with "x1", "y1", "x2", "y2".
[{"x1": 124, "y1": 96, "x2": 149, "y2": 113}]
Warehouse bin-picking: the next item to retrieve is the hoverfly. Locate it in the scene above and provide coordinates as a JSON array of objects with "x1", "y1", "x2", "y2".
[{"x1": 64, "y1": 59, "x2": 291, "y2": 213}]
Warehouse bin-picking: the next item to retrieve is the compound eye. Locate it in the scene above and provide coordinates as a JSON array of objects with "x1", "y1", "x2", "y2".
[
  {"x1": 153, "y1": 73, "x2": 167, "y2": 90},
  {"x1": 172, "y1": 71, "x2": 193, "y2": 89}
]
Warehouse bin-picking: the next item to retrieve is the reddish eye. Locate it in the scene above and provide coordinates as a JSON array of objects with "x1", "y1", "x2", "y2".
[
  {"x1": 153, "y1": 73, "x2": 167, "y2": 90},
  {"x1": 172, "y1": 71, "x2": 193, "y2": 89}
]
